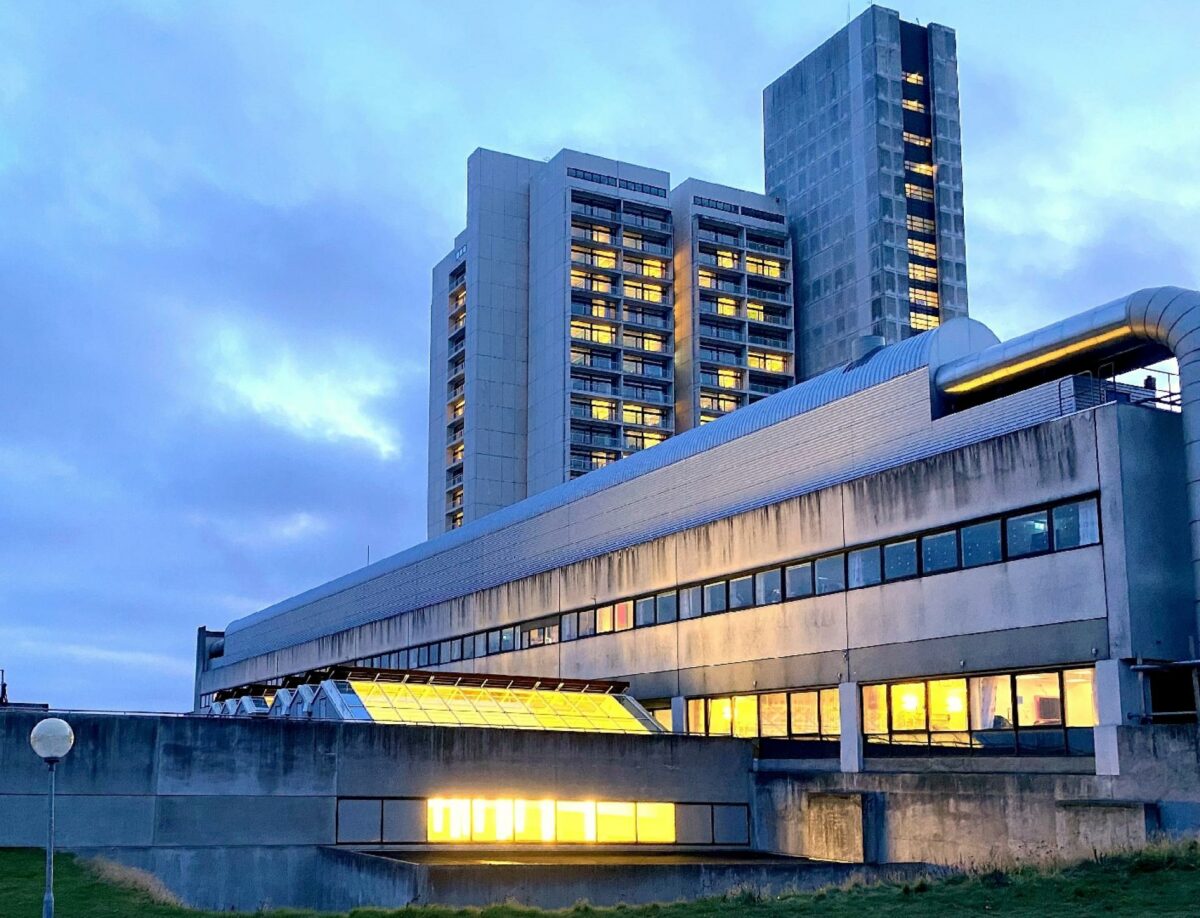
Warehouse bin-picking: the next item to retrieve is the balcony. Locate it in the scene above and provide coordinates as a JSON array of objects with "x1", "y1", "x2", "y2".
[
  {"x1": 570, "y1": 430, "x2": 623, "y2": 449},
  {"x1": 622, "y1": 387, "x2": 671, "y2": 405},
  {"x1": 570, "y1": 456, "x2": 612, "y2": 473},
  {"x1": 570, "y1": 277, "x2": 616, "y2": 295},
  {"x1": 747, "y1": 286, "x2": 789, "y2": 303},
  {"x1": 622, "y1": 337, "x2": 672, "y2": 356},
  {"x1": 623, "y1": 311, "x2": 670, "y2": 330},
  {"x1": 448, "y1": 339, "x2": 466, "y2": 358},
  {"x1": 622, "y1": 236, "x2": 671, "y2": 256},
  {"x1": 571, "y1": 351, "x2": 621, "y2": 372},
  {"x1": 570, "y1": 224, "x2": 616, "y2": 246},
  {"x1": 445, "y1": 471, "x2": 463, "y2": 490},
  {"x1": 446, "y1": 424, "x2": 464, "y2": 446},
  {"x1": 621, "y1": 211, "x2": 671, "y2": 232},
  {"x1": 748, "y1": 333, "x2": 790, "y2": 350},
  {"x1": 700, "y1": 324, "x2": 745, "y2": 343},
  {"x1": 700, "y1": 278, "x2": 743, "y2": 295},
  {"x1": 571, "y1": 250, "x2": 620, "y2": 271},
  {"x1": 447, "y1": 492, "x2": 464, "y2": 511},
  {"x1": 697, "y1": 252, "x2": 740, "y2": 271},
  {"x1": 622, "y1": 285, "x2": 669, "y2": 305},
  {"x1": 571, "y1": 377, "x2": 618, "y2": 396},
  {"x1": 571, "y1": 202, "x2": 619, "y2": 222},
  {"x1": 622, "y1": 260, "x2": 671, "y2": 280},
  {"x1": 746, "y1": 310, "x2": 790, "y2": 327},
  {"x1": 745, "y1": 238, "x2": 788, "y2": 256},
  {"x1": 571, "y1": 301, "x2": 619, "y2": 321},
  {"x1": 700, "y1": 351, "x2": 743, "y2": 368},
  {"x1": 447, "y1": 381, "x2": 465, "y2": 401},
  {"x1": 749, "y1": 381, "x2": 788, "y2": 396},
  {"x1": 700, "y1": 302, "x2": 743, "y2": 320},
  {"x1": 623, "y1": 360, "x2": 670, "y2": 379},
  {"x1": 570, "y1": 404, "x2": 618, "y2": 424},
  {"x1": 696, "y1": 229, "x2": 741, "y2": 247}
]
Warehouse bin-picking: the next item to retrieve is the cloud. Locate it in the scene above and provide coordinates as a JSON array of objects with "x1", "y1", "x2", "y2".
[{"x1": 202, "y1": 319, "x2": 408, "y2": 459}]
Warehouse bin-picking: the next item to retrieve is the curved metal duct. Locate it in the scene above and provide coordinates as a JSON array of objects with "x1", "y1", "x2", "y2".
[{"x1": 934, "y1": 286, "x2": 1200, "y2": 631}]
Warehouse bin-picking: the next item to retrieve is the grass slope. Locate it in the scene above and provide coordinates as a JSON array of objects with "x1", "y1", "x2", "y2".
[{"x1": 1, "y1": 844, "x2": 1199, "y2": 917}]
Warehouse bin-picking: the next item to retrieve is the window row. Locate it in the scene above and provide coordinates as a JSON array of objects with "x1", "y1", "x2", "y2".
[
  {"x1": 685, "y1": 688, "x2": 841, "y2": 740},
  {"x1": 863, "y1": 667, "x2": 1097, "y2": 755},
  {"x1": 567, "y1": 167, "x2": 668, "y2": 199},
  {"x1": 371, "y1": 496, "x2": 1100, "y2": 674}
]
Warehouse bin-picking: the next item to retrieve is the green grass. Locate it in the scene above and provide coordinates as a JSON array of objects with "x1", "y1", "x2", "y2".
[{"x1": 3, "y1": 844, "x2": 1200, "y2": 916}]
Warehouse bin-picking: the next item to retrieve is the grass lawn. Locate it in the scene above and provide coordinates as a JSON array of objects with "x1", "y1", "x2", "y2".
[{"x1": 2, "y1": 844, "x2": 1199, "y2": 917}]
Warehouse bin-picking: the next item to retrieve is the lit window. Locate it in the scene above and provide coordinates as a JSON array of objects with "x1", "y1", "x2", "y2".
[
  {"x1": 698, "y1": 269, "x2": 716, "y2": 289},
  {"x1": 571, "y1": 320, "x2": 616, "y2": 344},
  {"x1": 746, "y1": 302, "x2": 764, "y2": 321},
  {"x1": 819, "y1": 688, "x2": 841, "y2": 737},
  {"x1": 906, "y1": 214, "x2": 936, "y2": 234},
  {"x1": 513, "y1": 799, "x2": 557, "y2": 842},
  {"x1": 747, "y1": 350, "x2": 788, "y2": 373},
  {"x1": 746, "y1": 256, "x2": 782, "y2": 277},
  {"x1": 901, "y1": 98, "x2": 926, "y2": 113},
  {"x1": 1052, "y1": 499, "x2": 1100, "y2": 550},
  {"x1": 905, "y1": 183, "x2": 934, "y2": 202},
  {"x1": 614, "y1": 600, "x2": 633, "y2": 631},
  {"x1": 555, "y1": 800, "x2": 597, "y2": 843},
  {"x1": 686, "y1": 697, "x2": 706, "y2": 734},
  {"x1": 716, "y1": 297, "x2": 739, "y2": 316},
  {"x1": 718, "y1": 368, "x2": 741, "y2": 389},
  {"x1": 909, "y1": 263, "x2": 938, "y2": 283},
  {"x1": 428, "y1": 798, "x2": 472, "y2": 842},
  {"x1": 1015, "y1": 672, "x2": 1062, "y2": 727},
  {"x1": 760, "y1": 693, "x2": 787, "y2": 737},
  {"x1": 903, "y1": 131, "x2": 932, "y2": 147},
  {"x1": 862, "y1": 684, "x2": 888, "y2": 735},
  {"x1": 890, "y1": 682, "x2": 926, "y2": 732},
  {"x1": 708, "y1": 697, "x2": 733, "y2": 735},
  {"x1": 732, "y1": 695, "x2": 759, "y2": 738},
  {"x1": 905, "y1": 161, "x2": 935, "y2": 177},
  {"x1": 624, "y1": 280, "x2": 664, "y2": 302},
  {"x1": 471, "y1": 798, "x2": 515, "y2": 842},
  {"x1": 635, "y1": 802, "x2": 676, "y2": 843},
  {"x1": 909, "y1": 286, "x2": 940, "y2": 309},
  {"x1": 928, "y1": 678, "x2": 968, "y2": 734},
  {"x1": 716, "y1": 250, "x2": 738, "y2": 269},
  {"x1": 1063, "y1": 669, "x2": 1097, "y2": 727},
  {"x1": 790, "y1": 692, "x2": 818, "y2": 735},
  {"x1": 909, "y1": 311, "x2": 940, "y2": 331},
  {"x1": 903, "y1": 71, "x2": 925, "y2": 85},
  {"x1": 596, "y1": 802, "x2": 637, "y2": 843},
  {"x1": 908, "y1": 238, "x2": 937, "y2": 260}
]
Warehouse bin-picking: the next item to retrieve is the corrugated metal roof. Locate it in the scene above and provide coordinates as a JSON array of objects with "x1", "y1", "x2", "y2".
[{"x1": 219, "y1": 319, "x2": 1001, "y2": 663}]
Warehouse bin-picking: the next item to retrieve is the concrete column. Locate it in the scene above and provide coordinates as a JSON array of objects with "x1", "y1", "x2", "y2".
[
  {"x1": 670, "y1": 696, "x2": 687, "y2": 734},
  {"x1": 1094, "y1": 659, "x2": 1137, "y2": 776},
  {"x1": 839, "y1": 681, "x2": 863, "y2": 773}
]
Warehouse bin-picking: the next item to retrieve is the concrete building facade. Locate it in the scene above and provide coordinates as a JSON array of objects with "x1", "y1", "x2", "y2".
[{"x1": 764, "y1": 5, "x2": 968, "y2": 377}]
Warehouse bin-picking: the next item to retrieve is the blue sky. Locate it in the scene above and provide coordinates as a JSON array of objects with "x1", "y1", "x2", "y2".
[{"x1": 2, "y1": 1, "x2": 1197, "y2": 711}]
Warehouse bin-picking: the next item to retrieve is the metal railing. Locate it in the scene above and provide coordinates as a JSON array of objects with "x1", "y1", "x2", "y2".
[
  {"x1": 622, "y1": 387, "x2": 671, "y2": 404},
  {"x1": 623, "y1": 361, "x2": 670, "y2": 379},
  {"x1": 745, "y1": 238, "x2": 787, "y2": 256},
  {"x1": 696, "y1": 229, "x2": 741, "y2": 246},
  {"x1": 748, "y1": 333, "x2": 790, "y2": 349},
  {"x1": 623, "y1": 311, "x2": 670, "y2": 329},
  {"x1": 747, "y1": 286, "x2": 789, "y2": 303}
]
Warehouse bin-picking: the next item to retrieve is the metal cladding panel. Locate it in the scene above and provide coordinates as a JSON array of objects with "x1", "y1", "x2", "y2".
[{"x1": 218, "y1": 320, "x2": 1070, "y2": 667}]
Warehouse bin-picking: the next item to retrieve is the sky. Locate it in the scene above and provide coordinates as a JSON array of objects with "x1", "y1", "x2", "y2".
[{"x1": 1, "y1": 1, "x2": 1198, "y2": 712}]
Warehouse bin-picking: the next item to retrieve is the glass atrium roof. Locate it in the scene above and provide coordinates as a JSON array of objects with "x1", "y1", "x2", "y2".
[{"x1": 211, "y1": 667, "x2": 663, "y2": 736}]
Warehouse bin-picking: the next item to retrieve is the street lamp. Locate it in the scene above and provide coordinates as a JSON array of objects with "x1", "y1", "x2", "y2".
[{"x1": 30, "y1": 718, "x2": 75, "y2": 918}]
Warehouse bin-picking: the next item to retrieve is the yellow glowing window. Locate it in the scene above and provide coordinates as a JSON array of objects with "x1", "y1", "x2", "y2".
[
  {"x1": 595, "y1": 250, "x2": 617, "y2": 268},
  {"x1": 597, "y1": 802, "x2": 637, "y2": 843},
  {"x1": 910, "y1": 311, "x2": 939, "y2": 329},
  {"x1": 513, "y1": 799, "x2": 557, "y2": 842},
  {"x1": 698, "y1": 269, "x2": 716, "y2": 289},
  {"x1": 928, "y1": 678, "x2": 968, "y2": 732},
  {"x1": 571, "y1": 270, "x2": 611, "y2": 292},
  {"x1": 699, "y1": 412, "x2": 719, "y2": 425},
  {"x1": 555, "y1": 800, "x2": 597, "y2": 843},
  {"x1": 718, "y1": 369, "x2": 740, "y2": 389},
  {"x1": 625, "y1": 281, "x2": 664, "y2": 302},
  {"x1": 1063, "y1": 669, "x2": 1097, "y2": 728},
  {"x1": 905, "y1": 161, "x2": 935, "y2": 177},
  {"x1": 1015, "y1": 672, "x2": 1062, "y2": 727},
  {"x1": 716, "y1": 250, "x2": 738, "y2": 268},
  {"x1": 641, "y1": 259, "x2": 665, "y2": 278},
  {"x1": 686, "y1": 698, "x2": 705, "y2": 733},
  {"x1": 748, "y1": 351, "x2": 787, "y2": 373},
  {"x1": 909, "y1": 263, "x2": 938, "y2": 283},
  {"x1": 862, "y1": 684, "x2": 888, "y2": 735},
  {"x1": 759, "y1": 693, "x2": 787, "y2": 737},
  {"x1": 906, "y1": 214, "x2": 936, "y2": 234},
  {"x1": 708, "y1": 697, "x2": 733, "y2": 736},
  {"x1": 571, "y1": 320, "x2": 616, "y2": 344},
  {"x1": 746, "y1": 302, "x2": 764, "y2": 321},
  {"x1": 789, "y1": 691, "x2": 818, "y2": 735},
  {"x1": 590, "y1": 399, "x2": 616, "y2": 420},
  {"x1": 905, "y1": 183, "x2": 934, "y2": 202},
  {"x1": 903, "y1": 71, "x2": 925, "y2": 85},
  {"x1": 908, "y1": 238, "x2": 937, "y2": 260},
  {"x1": 636, "y1": 803, "x2": 676, "y2": 843},
  {"x1": 903, "y1": 131, "x2": 932, "y2": 147},
  {"x1": 428, "y1": 798, "x2": 472, "y2": 842},
  {"x1": 909, "y1": 287, "x2": 940, "y2": 309},
  {"x1": 651, "y1": 708, "x2": 673, "y2": 731},
  {"x1": 715, "y1": 297, "x2": 738, "y2": 316},
  {"x1": 890, "y1": 682, "x2": 927, "y2": 732},
  {"x1": 819, "y1": 687, "x2": 841, "y2": 737},
  {"x1": 746, "y1": 256, "x2": 782, "y2": 278},
  {"x1": 471, "y1": 798, "x2": 515, "y2": 842},
  {"x1": 902, "y1": 98, "x2": 926, "y2": 113},
  {"x1": 732, "y1": 695, "x2": 759, "y2": 738},
  {"x1": 449, "y1": 443, "x2": 464, "y2": 463}
]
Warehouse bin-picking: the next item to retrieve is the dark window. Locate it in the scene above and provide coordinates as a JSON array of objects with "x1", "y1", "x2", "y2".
[
  {"x1": 883, "y1": 540, "x2": 918, "y2": 580},
  {"x1": 729, "y1": 575, "x2": 754, "y2": 609},
  {"x1": 561, "y1": 611, "x2": 578, "y2": 642},
  {"x1": 474, "y1": 633, "x2": 488, "y2": 658},
  {"x1": 635, "y1": 596, "x2": 656, "y2": 627},
  {"x1": 487, "y1": 630, "x2": 500, "y2": 654},
  {"x1": 656, "y1": 591, "x2": 678, "y2": 623},
  {"x1": 407, "y1": 648, "x2": 420, "y2": 668},
  {"x1": 679, "y1": 585, "x2": 703, "y2": 619},
  {"x1": 921, "y1": 530, "x2": 959, "y2": 573},
  {"x1": 848, "y1": 546, "x2": 882, "y2": 588},
  {"x1": 1052, "y1": 499, "x2": 1100, "y2": 550},
  {"x1": 461, "y1": 636, "x2": 475, "y2": 661},
  {"x1": 500, "y1": 627, "x2": 516, "y2": 652},
  {"x1": 578, "y1": 608, "x2": 597, "y2": 637},
  {"x1": 704, "y1": 580, "x2": 727, "y2": 614},
  {"x1": 755, "y1": 568, "x2": 782, "y2": 605},
  {"x1": 449, "y1": 638, "x2": 462, "y2": 662},
  {"x1": 785, "y1": 562, "x2": 813, "y2": 599},
  {"x1": 417, "y1": 645, "x2": 429, "y2": 667},
  {"x1": 439, "y1": 641, "x2": 450, "y2": 663},
  {"x1": 815, "y1": 554, "x2": 846, "y2": 594},
  {"x1": 1007, "y1": 510, "x2": 1050, "y2": 557},
  {"x1": 961, "y1": 520, "x2": 1002, "y2": 567}
]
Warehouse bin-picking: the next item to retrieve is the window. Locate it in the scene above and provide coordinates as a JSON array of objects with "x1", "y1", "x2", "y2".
[
  {"x1": 1052, "y1": 499, "x2": 1100, "y2": 550},
  {"x1": 884, "y1": 540, "x2": 918, "y2": 580},
  {"x1": 760, "y1": 693, "x2": 787, "y2": 737},
  {"x1": 487, "y1": 631, "x2": 500, "y2": 654},
  {"x1": 889, "y1": 682, "x2": 927, "y2": 733},
  {"x1": 848, "y1": 546, "x2": 882, "y2": 588},
  {"x1": 909, "y1": 310, "x2": 940, "y2": 331},
  {"x1": 748, "y1": 350, "x2": 788, "y2": 373},
  {"x1": 901, "y1": 98, "x2": 926, "y2": 113},
  {"x1": 708, "y1": 697, "x2": 733, "y2": 735},
  {"x1": 908, "y1": 238, "x2": 937, "y2": 260},
  {"x1": 1015, "y1": 672, "x2": 1062, "y2": 726},
  {"x1": 1007, "y1": 510, "x2": 1050, "y2": 557},
  {"x1": 561, "y1": 612, "x2": 578, "y2": 642},
  {"x1": 790, "y1": 692, "x2": 818, "y2": 735},
  {"x1": 698, "y1": 269, "x2": 716, "y2": 289},
  {"x1": 474, "y1": 633, "x2": 488, "y2": 658},
  {"x1": 614, "y1": 601, "x2": 633, "y2": 631},
  {"x1": 729, "y1": 575, "x2": 754, "y2": 610},
  {"x1": 461, "y1": 636, "x2": 475, "y2": 660},
  {"x1": 903, "y1": 71, "x2": 925, "y2": 85},
  {"x1": 905, "y1": 183, "x2": 934, "y2": 202},
  {"x1": 819, "y1": 688, "x2": 841, "y2": 737},
  {"x1": 679, "y1": 585, "x2": 702, "y2": 620},
  {"x1": 927, "y1": 678, "x2": 969, "y2": 745},
  {"x1": 921, "y1": 530, "x2": 958, "y2": 573},
  {"x1": 785, "y1": 562, "x2": 813, "y2": 599},
  {"x1": 903, "y1": 131, "x2": 932, "y2": 147},
  {"x1": 656, "y1": 590, "x2": 678, "y2": 623},
  {"x1": 596, "y1": 605, "x2": 614, "y2": 634},
  {"x1": 755, "y1": 568, "x2": 782, "y2": 605},
  {"x1": 905, "y1": 161, "x2": 935, "y2": 177},
  {"x1": 571, "y1": 319, "x2": 615, "y2": 343},
  {"x1": 906, "y1": 214, "x2": 936, "y2": 234},
  {"x1": 862, "y1": 684, "x2": 889, "y2": 735},
  {"x1": 687, "y1": 698, "x2": 706, "y2": 734},
  {"x1": 909, "y1": 262, "x2": 938, "y2": 282},
  {"x1": 578, "y1": 608, "x2": 596, "y2": 637},
  {"x1": 635, "y1": 596, "x2": 656, "y2": 627},
  {"x1": 961, "y1": 520, "x2": 1002, "y2": 567},
  {"x1": 703, "y1": 580, "x2": 727, "y2": 614},
  {"x1": 746, "y1": 255, "x2": 782, "y2": 278},
  {"x1": 969, "y1": 674, "x2": 1013, "y2": 731},
  {"x1": 500, "y1": 627, "x2": 516, "y2": 652},
  {"x1": 1063, "y1": 668, "x2": 1097, "y2": 727},
  {"x1": 814, "y1": 554, "x2": 845, "y2": 594},
  {"x1": 740, "y1": 206, "x2": 786, "y2": 225},
  {"x1": 732, "y1": 695, "x2": 759, "y2": 738}
]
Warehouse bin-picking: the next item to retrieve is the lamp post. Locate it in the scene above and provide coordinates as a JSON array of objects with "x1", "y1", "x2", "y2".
[{"x1": 30, "y1": 718, "x2": 75, "y2": 918}]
